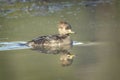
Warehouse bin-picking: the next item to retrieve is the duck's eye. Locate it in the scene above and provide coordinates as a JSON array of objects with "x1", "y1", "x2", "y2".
[
  {"x1": 65, "y1": 24, "x2": 71, "y2": 29},
  {"x1": 59, "y1": 26, "x2": 63, "y2": 29},
  {"x1": 65, "y1": 27, "x2": 70, "y2": 30}
]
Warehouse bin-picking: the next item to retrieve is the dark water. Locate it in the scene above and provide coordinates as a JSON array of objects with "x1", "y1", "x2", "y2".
[{"x1": 0, "y1": 0, "x2": 120, "y2": 80}]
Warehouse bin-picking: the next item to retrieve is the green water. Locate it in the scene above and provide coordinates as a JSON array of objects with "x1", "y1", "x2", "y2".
[{"x1": 0, "y1": 0, "x2": 120, "y2": 80}]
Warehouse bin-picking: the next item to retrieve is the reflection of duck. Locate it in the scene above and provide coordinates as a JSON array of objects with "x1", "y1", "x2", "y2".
[{"x1": 27, "y1": 21, "x2": 75, "y2": 48}]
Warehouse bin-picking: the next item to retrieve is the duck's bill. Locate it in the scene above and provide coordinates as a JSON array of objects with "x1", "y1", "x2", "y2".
[
  {"x1": 69, "y1": 54, "x2": 75, "y2": 59},
  {"x1": 68, "y1": 30, "x2": 75, "y2": 34},
  {"x1": 71, "y1": 31, "x2": 75, "y2": 34}
]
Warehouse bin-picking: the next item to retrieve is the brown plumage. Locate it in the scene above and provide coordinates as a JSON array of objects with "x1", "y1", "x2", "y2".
[{"x1": 27, "y1": 21, "x2": 75, "y2": 48}]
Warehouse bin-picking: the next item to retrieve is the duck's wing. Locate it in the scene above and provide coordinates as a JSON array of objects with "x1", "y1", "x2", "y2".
[
  {"x1": 29, "y1": 36, "x2": 48, "y2": 44},
  {"x1": 28, "y1": 34, "x2": 61, "y2": 44}
]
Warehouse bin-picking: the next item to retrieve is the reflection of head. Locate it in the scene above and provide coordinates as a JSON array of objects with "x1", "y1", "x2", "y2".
[{"x1": 60, "y1": 53, "x2": 75, "y2": 67}]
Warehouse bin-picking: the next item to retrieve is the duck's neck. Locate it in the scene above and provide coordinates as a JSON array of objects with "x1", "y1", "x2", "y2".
[
  {"x1": 59, "y1": 34, "x2": 72, "y2": 45},
  {"x1": 59, "y1": 34, "x2": 69, "y2": 36},
  {"x1": 59, "y1": 34, "x2": 70, "y2": 38}
]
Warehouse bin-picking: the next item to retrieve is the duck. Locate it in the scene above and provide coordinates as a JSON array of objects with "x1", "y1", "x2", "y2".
[{"x1": 27, "y1": 21, "x2": 75, "y2": 48}]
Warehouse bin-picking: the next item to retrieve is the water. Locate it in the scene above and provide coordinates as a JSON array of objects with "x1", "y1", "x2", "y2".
[
  {"x1": 0, "y1": 41, "x2": 29, "y2": 51},
  {"x1": 0, "y1": 0, "x2": 120, "y2": 80}
]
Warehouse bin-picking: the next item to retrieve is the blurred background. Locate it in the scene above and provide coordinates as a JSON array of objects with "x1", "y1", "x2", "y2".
[{"x1": 0, "y1": 0, "x2": 120, "y2": 80}]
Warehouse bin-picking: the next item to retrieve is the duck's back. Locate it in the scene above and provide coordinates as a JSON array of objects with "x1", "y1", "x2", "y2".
[{"x1": 27, "y1": 34, "x2": 72, "y2": 48}]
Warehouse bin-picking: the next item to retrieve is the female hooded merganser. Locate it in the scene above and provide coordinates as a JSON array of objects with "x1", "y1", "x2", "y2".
[
  {"x1": 27, "y1": 21, "x2": 75, "y2": 48},
  {"x1": 27, "y1": 21, "x2": 75, "y2": 66}
]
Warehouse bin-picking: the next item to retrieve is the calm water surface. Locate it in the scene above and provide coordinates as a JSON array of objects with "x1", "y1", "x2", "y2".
[{"x1": 0, "y1": 0, "x2": 120, "y2": 80}]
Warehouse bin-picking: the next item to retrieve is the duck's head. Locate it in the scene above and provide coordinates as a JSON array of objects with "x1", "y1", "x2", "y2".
[{"x1": 58, "y1": 21, "x2": 75, "y2": 35}]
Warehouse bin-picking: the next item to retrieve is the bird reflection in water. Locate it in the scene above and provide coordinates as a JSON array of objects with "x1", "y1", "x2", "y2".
[{"x1": 31, "y1": 44, "x2": 75, "y2": 67}]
